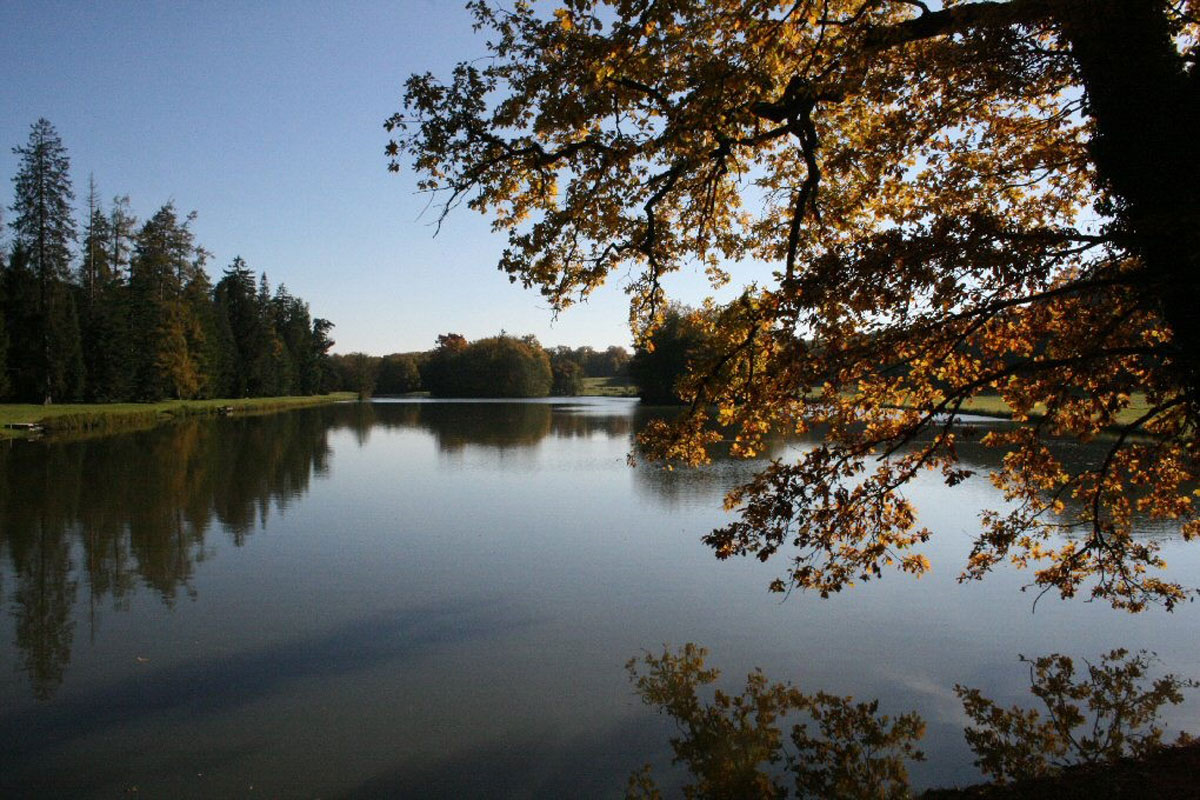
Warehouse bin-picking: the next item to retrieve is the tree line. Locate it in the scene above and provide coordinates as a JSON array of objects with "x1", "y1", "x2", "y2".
[
  {"x1": 0, "y1": 118, "x2": 334, "y2": 404},
  {"x1": 328, "y1": 334, "x2": 631, "y2": 398}
]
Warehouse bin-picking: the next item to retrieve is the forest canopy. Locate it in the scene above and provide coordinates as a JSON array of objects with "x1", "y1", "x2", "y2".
[{"x1": 388, "y1": 1, "x2": 1200, "y2": 610}]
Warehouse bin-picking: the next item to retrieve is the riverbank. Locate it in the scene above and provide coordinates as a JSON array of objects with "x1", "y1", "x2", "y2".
[
  {"x1": 922, "y1": 740, "x2": 1200, "y2": 799},
  {"x1": 884, "y1": 392, "x2": 1154, "y2": 429},
  {"x1": 0, "y1": 392, "x2": 356, "y2": 439},
  {"x1": 581, "y1": 376, "x2": 638, "y2": 397}
]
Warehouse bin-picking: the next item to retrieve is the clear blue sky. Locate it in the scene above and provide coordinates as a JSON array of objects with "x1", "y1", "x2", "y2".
[{"x1": 0, "y1": 0, "x2": 687, "y2": 355}]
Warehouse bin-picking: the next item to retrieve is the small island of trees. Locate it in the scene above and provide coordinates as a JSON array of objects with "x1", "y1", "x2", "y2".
[{"x1": 327, "y1": 334, "x2": 635, "y2": 399}]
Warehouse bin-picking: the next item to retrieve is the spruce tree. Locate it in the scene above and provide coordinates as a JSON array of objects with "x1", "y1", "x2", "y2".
[
  {"x1": 0, "y1": 246, "x2": 9, "y2": 399},
  {"x1": 9, "y1": 118, "x2": 81, "y2": 403},
  {"x1": 214, "y1": 258, "x2": 268, "y2": 396},
  {"x1": 96, "y1": 195, "x2": 138, "y2": 400},
  {"x1": 306, "y1": 318, "x2": 334, "y2": 394},
  {"x1": 128, "y1": 203, "x2": 205, "y2": 399},
  {"x1": 79, "y1": 177, "x2": 117, "y2": 399},
  {"x1": 78, "y1": 176, "x2": 110, "y2": 307}
]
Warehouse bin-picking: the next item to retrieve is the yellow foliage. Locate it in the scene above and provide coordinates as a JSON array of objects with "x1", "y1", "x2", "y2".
[{"x1": 390, "y1": 1, "x2": 1200, "y2": 611}]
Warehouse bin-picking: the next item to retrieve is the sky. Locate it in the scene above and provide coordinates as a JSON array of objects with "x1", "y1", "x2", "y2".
[{"x1": 0, "y1": 0, "x2": 722, "y2": 355}]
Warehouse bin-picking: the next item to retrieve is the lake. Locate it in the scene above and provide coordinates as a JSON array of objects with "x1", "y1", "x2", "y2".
[{"x1": 1, "y1": 398, "x2": 1198, "y2": 798}]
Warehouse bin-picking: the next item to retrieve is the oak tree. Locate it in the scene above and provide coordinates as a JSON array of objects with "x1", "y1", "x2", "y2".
[{"x1": 389, "y1": 1, "x2": 1200, "y2": 610}]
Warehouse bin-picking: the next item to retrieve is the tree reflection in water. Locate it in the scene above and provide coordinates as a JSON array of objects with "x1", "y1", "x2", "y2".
[
  {"x1": 626, "y1": 644, "x2": 923, "y2": 799},
  {"x1": 0, "y1": 400, "x2": 641, "y2": 700},
  {"x1": 2, "y1": 401, "x2": 1195, "y2": 796},
  {"x1": 627, "y1": 645, "x2": 1195, "y2": 798},
  {"x1": 957, "y1": 649, "x2": 1197, "y2": 784},
  {"x1": 361, "y1": 399, "x2": 635, "y2": 451},
  {"x1": 0, "y1": 409, "x2": 334, "y2": 699}
]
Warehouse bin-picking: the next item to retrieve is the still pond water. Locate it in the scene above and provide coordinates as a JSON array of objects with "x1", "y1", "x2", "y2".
[{"x1": 1, "y1": 398, "x2": 1198, "y2": 798}]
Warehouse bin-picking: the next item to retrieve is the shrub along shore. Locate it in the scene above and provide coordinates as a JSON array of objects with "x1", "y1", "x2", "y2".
[{"x1": 0, "y1": 392, "x2": 355, "y2": 439}]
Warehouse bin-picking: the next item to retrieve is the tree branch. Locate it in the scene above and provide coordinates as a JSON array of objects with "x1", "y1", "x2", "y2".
[{"x1": 862, "y1": 0, "x2": 1060, "y2": 50}]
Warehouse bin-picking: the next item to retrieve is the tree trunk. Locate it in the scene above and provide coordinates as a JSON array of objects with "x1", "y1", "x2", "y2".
[{"x1": 1056, "y1": 0, "x2": 1200, "y2": 413}]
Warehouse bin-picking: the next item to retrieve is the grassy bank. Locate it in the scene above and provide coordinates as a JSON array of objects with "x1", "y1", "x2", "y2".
[
  {"x1": 925, "y1": 393, "x2": 1153, "y2": 428},
  {"x1": 572, "y1": 378, "x2": 1155, "y2": 429},
  {"x1": 0, "y1": 393, "x2": 356, "y2": 439},
  {"x1": 580, "y1": 376, "x2": 639, "y2": 397}
]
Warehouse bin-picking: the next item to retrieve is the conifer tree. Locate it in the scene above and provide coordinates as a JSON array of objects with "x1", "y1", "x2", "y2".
[
  {"x1": 0, "y1": 246, "x2": 9, "y2": 399},
  {"x1": 306, "y1": 317, "x2": 335, "y2": 394},
  {"x1": 79, "y1": 176, "x2": 110, "y2": 308},
  {"x1": 78, "y1": 178, "x2": 120, "y2": 400},
  {"x1": 107, "y1": 195, "x2": 136, "y2": 280},
  {"x1": 128, "y1": 204, "x2": 206, "y2": 399},
  {"x1": 256, "y1": 273, "x2": 286, "y2": 396},
  {"x1": 214, "y1": 257, "x2": 265, "y2": 397},
  {"x1": 9, "y1": 118, "x2": 82, "y2": 402}
]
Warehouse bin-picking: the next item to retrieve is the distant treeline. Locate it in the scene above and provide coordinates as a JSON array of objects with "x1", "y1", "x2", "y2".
[
  {"x1": 0, "y1": 119, "x2": 334, "y2": 403},
  {"x1": 329, "y1": 334, "x2": 631, "y2": 398}
]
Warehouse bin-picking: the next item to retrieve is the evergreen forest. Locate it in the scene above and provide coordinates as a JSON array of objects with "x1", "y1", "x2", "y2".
[{"x1": 0, "y1": 119, "x2": 335, "y2": 403}]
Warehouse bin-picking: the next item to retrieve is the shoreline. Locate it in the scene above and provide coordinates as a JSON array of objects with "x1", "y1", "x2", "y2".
[{"x1": 0, "y1": 393, "x2": 356, "y2": 440}]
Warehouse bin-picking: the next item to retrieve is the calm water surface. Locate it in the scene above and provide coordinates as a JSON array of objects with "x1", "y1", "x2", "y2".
[{"x1": 1, "y1": 398, "x2": 1198, "y2": 797}]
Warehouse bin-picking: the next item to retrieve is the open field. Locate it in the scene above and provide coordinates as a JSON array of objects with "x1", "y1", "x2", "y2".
[{"x1": 0, "y1": 393, "x2": 356, "y2": 439}]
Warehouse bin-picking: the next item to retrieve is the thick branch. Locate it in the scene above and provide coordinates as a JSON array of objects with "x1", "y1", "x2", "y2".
[{"x1": 862, "y1": 0, "x2": 1059, "y2": 50}]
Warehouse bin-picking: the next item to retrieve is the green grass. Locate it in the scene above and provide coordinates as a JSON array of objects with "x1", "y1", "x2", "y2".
[
  {"x1": 0, "y1": 392, "x2": 356, "y2": 439},
  {"x1": 949, "y1": 393, "x2": 1153, "y2": 427},
  {"x1": 875, "y1": 392, "x2": 1156, "y2": 433},
  {"x1": 579, "y1": 376, "x2": 639, "y2": 397}
]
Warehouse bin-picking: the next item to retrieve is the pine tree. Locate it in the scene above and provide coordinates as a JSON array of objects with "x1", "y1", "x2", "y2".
[
  {"x1": 128, "y1": 203, "x2": 205, "y2": 399},
  {"x1": 213, "y1": 257, "x2": 264, "y2": 397},
  {"x1": 0, "y1": 246, "x2": 9, "y2": 399},
  {"x1": 92, "y1": 194, "x2": 138, "y2": 400},
  {"x1": 78, "y1": 177, "x2": 118, "y2": 400},
  {"x1": 256, "y1": 273, "x2": 285, "y2": 395},
  {"x1": 2, "y1": 243, "x2": 40, "y2": 398},
  {"x1": 78, "y1": 176, "x2": 110, "y2": 308},
  {"x1": 306, "y1": 318, "x2": 335, "y2": 394},
  {"x1": 107, "y1": 195, "x2": 136, "y2": 280},
  {"x1": 271, "y1": 283, "x2": 312, "y2": 396},
  {"x1": 178, "y1": 250, "x2": 218, "y2": 398},
  {"x1": 9, "y1": 118, "x2": 82, "y2": 403}
]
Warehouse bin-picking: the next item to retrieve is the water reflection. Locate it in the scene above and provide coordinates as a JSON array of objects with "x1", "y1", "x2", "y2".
[
  {"x1": 1, "y1": 399, "x2": 1195, "y2": 799},
  {"x1": 629, "y1": 417, "x2": 1183, "y2": 541},
  {"x1": 1, "y1": 600, "x2": 530, "y2": 768},
  {"x1": 0, "y1": 400, "x2": 645, "y2": 701},
  {"x1": 626, "y1": 643, "x2": 924, "y2": 799},
  {"x1": 1, "y1": 401, "x2": 1186, "y2": 707},
  {"x1": 358, "y1": 399, "x2": 635, "y2": 450},
  {"x1": 626, "y1": 644, "x2": 1196, "y2": 799},
  {"x1": 0, "y1": 410, "x2": 334, "y2": 699}
]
